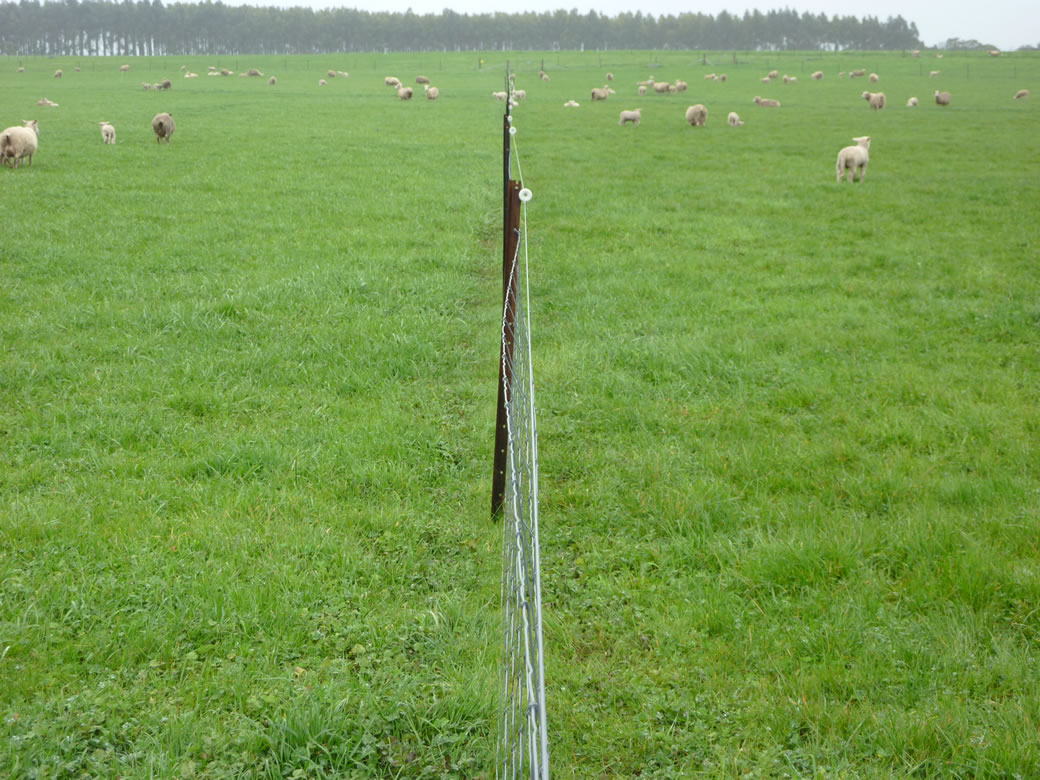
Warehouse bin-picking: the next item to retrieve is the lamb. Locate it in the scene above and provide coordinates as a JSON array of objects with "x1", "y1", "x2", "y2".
[
  {"x1": 704, "y1": 73, "x2": 717, "y2": 80},
  {"x1": 0, "y1": 120, "x2": 40, "y2": 168},
  {"x1": 934, "y1": 90, "x2": 951, "y2": 106},
  {"x1": 592, "y1": 86, "x2": 611, "y2": 101},
  {"x1": 1014, "y1": 89, "x2": 1029, "y2": 100},
  {"x1": 811, "y1": 71, "x2": 824, "y2": 80},
  {"x1": 327, "y1": 70, "x2": 336, "y2": 78},
  {"x1": 638, "y1": 85, "x2": 647, "y2": 96},
  {"x1": 416, "y1": 75, "x2": 431, "y2": 84},
  {"x1": 53, "y1": 69, "x2": 62, "y2": 78},
  {"x1": 142, "y1": 82, "x2": 152, "y2": 89},
  {"x1": 424, "y1": 85, "x2": 439, "y2": 100},
  {"x1": 719, "y1": 74, "x2": 727, "y2": 82},
  {"x1": 761, "y1": 76, "x2": 771, "y2": 83},
  {"x1": 268, "y1": 76, "x2": 277, "y2": 85},
  {"x1": 397, "y1": 86, "x2": 414, "y2": 100},
  {"x1": 17, "y1": 66, "x2": 24, "y2": 73},
  {"x1": 849, "y1": 69, "x2": 866, "y2": 78},
  {"x1": 929, "y1": 70, "x2": 941, "y2": 78},
  {"x1": 767, "y1": 70, "x2": 779, "y2": 79},
  {"x1": 674, "y1": 80, "x2": 688, "y2": 92},
  {"x1": 247, "y1": 68, "x2": 263, "y2": 77},
  {"x1": 563, "y1": 99, "x2": 580, "y2": 107},
  {"x1": 906, "y1": 96, "x2": 919, "y2": 107},
  {"x1": 862, "y1": 91, "x2": 886, "y2": 110},
  {"x1": 120, "y1": 64, "x2": 130, "y2": 72},
  {"x1": 606, "y1": 72, "x2": 614, "y2": 81},
  {"x1": 492, "y1": 91, "x2": 508, "y2": 101},
  {"x1": 753, "y1": 96, "x2": 781, "y2": 107},
  {"x1": 98, "y1": 121, "x2": 115, "y2": 144},
  {"x1": 539, "y1": 70, "x2": 550, "y2": 81},
  {"x1": 618, "y1": 108, "x2": 641, "y2": 125},
  {"x1": 869, "y1": 73, "x2": 879, "y2": 82},
  {"x1": 151, "y1": 112, "x2": 175, "y2": 144},
  {"x1": 652, "y1": 82, "x2": 670, "y2": 94},
  {"x1": 836, "y1": 135, "x2": 870, "y2": 183},
  {"x1": 684, "y1": 104, "x2": 707, "y2": 126},
  {"x1": 512, "y1": 89, "x2": 526, "y2": 100},
  {"x1": 385, "y1": 76, "x2": 401, "y2": 87},
  {"x1": 727, "y1": 111, "x2": 744, "y2": 127},
  {"x1": 782, "y1": 74, "x2": 798, "y2": 83},
  {"x1": 319, "y1": 79, "x2": 327, "y2": 86}
]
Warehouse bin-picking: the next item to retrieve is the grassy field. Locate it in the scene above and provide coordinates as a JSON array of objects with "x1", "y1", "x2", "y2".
[{"x1": 1, "y1": 49, "x2": 1039, "y2": 777}]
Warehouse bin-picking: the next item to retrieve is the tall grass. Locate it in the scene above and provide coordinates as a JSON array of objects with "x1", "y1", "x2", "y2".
[{"x1": 2, "y1": 49, "x2": 1039, "y2": 777}]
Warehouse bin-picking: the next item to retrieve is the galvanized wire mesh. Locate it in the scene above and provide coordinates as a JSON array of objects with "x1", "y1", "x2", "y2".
[{"x1": 497, "y1": 188, "x2": 549, "y2": 780}]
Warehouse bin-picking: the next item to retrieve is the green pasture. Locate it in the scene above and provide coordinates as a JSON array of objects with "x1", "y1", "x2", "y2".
[{"x1": 2, "y1": 49, "x2": 1039, "y2": 777}]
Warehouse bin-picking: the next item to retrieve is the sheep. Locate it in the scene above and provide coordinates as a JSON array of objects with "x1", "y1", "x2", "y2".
[
  {"x1": 767, "y1": 70, "x2": 779, "y2": 79},
  {"x1": 1014, "y1": 89, "x2": 1029, "y2": 100},
  {"x1": 592, "y1": 86, "x2": 611, "y2": 101},
  {"x1": 158, "y1": 78, "x2": 172, "y2": 90},
  {"x1": 416, "y1": 75, "x2": 431, "y2": 84},
  {"x1": 326, "y1": 69, "x2": 336, "y2": 78},
  {"x1": 675, "y1": 80, "x2": 688, "y2": 92},
  {"x1": 220, "y1": 68, "x2": 232, "y2": 76},
  {"x1": 397, "y1": 86, "x2": 414, "y2": 100},
  {"x1": 539, "y1": 70, "x2": 550, "y2": 81},
  {"x1": 811, "y1": 71, "x2": 824, "y2": 80},
  {"x1": 906, "y1": 96, "x2": 919, "y2": 107},
  {"x1": 929, "y1": 70, "x2": 941, "y2": 78},
  {"x1": 668, "y1": 84, "x2": 678, "y2": 93},
  {"x1": 268, "y1": 76, "x2": 277, "y2": 85},
  {"x1": 36, "y1": 97, "x2": 58, "y2": 107},
  {"x1": 184, "y1": 72, "x2": 199, "y2": 78},
  {"x1": 142, "y1": 82, "x2": 153, "y2": 89},
  {"x1": 151, "y1": 112, "x2": 175, "y2": 144},
  {"x1": 911, "y1": 49, "x2": 921, "y2": 57},
  {"x1": 492, "y1": 91, "x2": 508, "y2": 101},
  {"x1": 988, "y1": 49, "x2": 1001, "y2": 56},
  {"x1": 849, "y1": 69, "x2": 866, "y2": 78},
  {"x1": 17, "y1": 66, "x2": 24, "y2": 73},
  {"x1": 98, "y1": 121, "x2": 116, "y2": 144},
  {"x1": 753, "y1": 96, "x2": 780, "y2": 107},
  {"x1": 606, "y1": 72, "x2": 614, "y2": 81},
  {"x1": 836, "y1": 135, "x2": 870, "y2": 183},
  {"x1": 563, "y1": 99, "x2": 580, "y2": 107},
  {"x1": 0, "y1": 120, "x2": 40, "y2": 168},
  {"x1": 385, "y1": 76, "x2": 401, "y2": 87},
  {"x1": 319, "y1": 79, "x2": 327, "y2": 86},
  {"x1": 512, "y1": 89, "x2": 526, "y2": 100},
  {"x1": 53, "y1": 69, "x2": 62, "y2": 78},
  {"x1": 719, "y1": 74, "x2": 727, "y2": 82},
  {"x1": 760, "y1": 76, "x2": 771, "y2": 83},
  {"x1": 704, "y1": 73, "x2": 717, "y2": 81},
  {"x1": 862, "y1": 91, "x2": 886, "y2": 110},
  {"x1": 783, "y1": 74, "x2": 798, "y2": 83},
  {"x1": 120, "y1": 64, "x2": 130, "y2": 72},
  {"x1": 652, "y1": 82, "x2": 670, "y2": 94},
  {"x1": 618, "y1": 108, "x2": 641, "y2": 125},
  {"x1": 684, "y1": 104, "x2": 707, "y2": 126},
  {"x1": 727, "y1": 111, "x2": 744, "y2": 127},
  {"x1": 247, "y1": 68, "x2": 263, "y2": 77},
  {"x1": 337, "y1": 71, "x2": 349, "y2": 77},
  {"x1": 869, "y1": 73, "x2": 879, "y2": 82},
  {"x1": 934, "y1": 90, "x2": 951, "y2": 106},
  {"x1": 638, "y1": 85, "x2": 647, "y2": 96},
  {"x1": 424, "y1": 85, "x2": 439, "y2": 101}
]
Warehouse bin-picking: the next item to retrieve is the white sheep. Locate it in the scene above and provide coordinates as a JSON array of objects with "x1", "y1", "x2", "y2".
[
  {"x1": 424, "y1": 85, "x2": 439, "y2": 100},
  {"x1": 0, "y1": 120, "x2": 39, "y2": 168},
  {"x1": 862, "y1": 91, "x2": 886, "y2": 110},
  {"x1": 416, "y1": 75, "x2": 430, "y2": 84},
  {"x1": 906, "y1": 96, "x2": 919, "y2": 107},
  {"x1": 592, "y1": 85, "x2": 611, "y2": 101},
  {"x1": 151, "y1": 112, "x2": 175, "y2": 144},
  {"x1": 836, "y1": 136, "x2": 870, "y2": 183},
  {"x1": 318, "y1": 79, "x2": 327, "y2": 86},
  {"x1": 929, "y1": 70, "x2": 941, "y2": 78},
  {"x1": 247, "y1": 68, "x2": 263, "y2": 77},
  {"x1": 98, "y1": 121, "x2": 115, "y2": 144},
  {"x1": 397, "y1": 86, "x2": 414, "y2": 100},
  {"x1": 120, "y1": 63, "x2": 130, "y2": 72},
  {"x1": 704, "y1": 73, "x2": 718, "y2": 81},
  {"x1": 17, "y1": 66, "x2": 24, "y2": 72},
  {"x1": 760, "y1": 76, "x2": 771, "y2": 83},
  {"x1": 727, "y1": 111, "x2": 743, "y2": 127},
  {"x1": 327, "y1": 69, "x2": 336, "y2": 78},
  {"x1": 911, "y1": 49, "x2": 921, "y2": 57},
  {"x1": 512, "y1": 89, "x2": 526, "y2": 100},
  {"x1": 606, "y1": 72, "x2": 614, "y2": 81},
  {"x1": 782, "y1": 74, "x2": 797, "y2": 83},
  {"x1": 618, "y1": 108, "x2": 641, "y2": 125},
  {"x1": 988, "y1": 49, "x2": 1000, "y2": 56},
  {"x1": 934, "y1": 90, "x2": 951, "y2": 106},
  {"x1": 869, "y1": 73, "x2": 879, "y2": 82},
  {"x1": 849, "y1": 69, "x2": 866, "y2": 78},
  {"x1": 1014, "y1": 89, "x2": 1029, "y2": 100},
  {"x1": 753, "y1": 96, "x2": 781, "y2": 107},
  {"x1": 36, "y1": 97, "x2": 58, "y2": 107},
  {"x1": 767, "y1": 70, "x2": 779, "y2": 79},
  {"x1": 811, "y1": 71, "x2": 824, "y2": 80},
  {"x1": 53, "y1": 69, "x2": 62, "y2": 78},
  {"x1": 675, "y1": 80, "x2": 688, "y2": 92},
  {"x1": 719, "y1": 73, "x2": 727, "y2": 82},
  {"x1": 638, "y1": 85, "x2": 647, "y2": 96},
  {"x1": 385, "y1": 76, "x2": 401, "y2": 87},
  {"x1": 492, "y1": 91, "x2": 508, "y2": 101},
  {"x1": 268, "y1": 76, "x2": 277, "y2": 85},
  {"x1": 652, "y1": 82, "x2": 670, "y2": 94},
  {"x1": 684, "y1": 104, "x2": 707, "y2": 126},
  {"x1": 539, "y1": 70, "x2": 550, "y2": 82},
  {"x1": 563, "y1": 99, "x2": 580, "y2": 107}
]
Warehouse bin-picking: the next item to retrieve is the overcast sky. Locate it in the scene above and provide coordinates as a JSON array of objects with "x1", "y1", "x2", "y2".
[{"x1": 224, "y1": 0, "x2": 1039, "y2": 52}]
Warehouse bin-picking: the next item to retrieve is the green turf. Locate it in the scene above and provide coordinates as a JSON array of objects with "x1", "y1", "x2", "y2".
[{"x1": 1, "y1": 49, "x2": 1039, "y2": 777}]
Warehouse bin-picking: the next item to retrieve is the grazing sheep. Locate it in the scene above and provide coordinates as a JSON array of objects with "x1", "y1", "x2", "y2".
[
  {"x1": 906, "y1": 96, "x2": 919, "y2": 107},
  {"x1": 17, "y1": 66, "x2": 24, "y2": 73},
  {"x1": 783, "y1": 74, "x2": 798, "y2": 83},
  {"x1": 934, "y1": 90, "x2": 951, "y2": 106},
  {"x1": 268, "y1": 76, "x2": 277, "y2": 85},
  {"x1": 684, "y1": 104, "x2": 707, "y2": 126},
  {"x1": 319, "y1": 79, "x2": 327, "y2": 86},
  {"x1": 563, "y1": 99, "x2": 580, "y2": 107},
  {"x1": 142, "y1": 82, "x2": 152, "y2": 89},
  {"x1": 652, "y1": 82, "x2": 670, "y2": 94},
  {"x1": 592, "y1": 85, "x2": 611, "y2": 101},
  {"x1": 849, "y1": 69, "x2": 866, "y2": 78},
  {"x1": 862, "y1": 91, "x2": 886, "y2": 110},
  {"x1": 151, "y1": 112, "x2": 175, "y2": 144},
  {"x1": 811, "y1": 71, "x2": 824, "y2": 80},
  {"x1": 936, "y1": 54, "x2": 943, "y2": 59},
  {"x1": 767, "y1": 70, "x2": 779, "y2": 79},
  {"x1": 0, "y1": 120, "x2": 40, "y2": 168},
  {"x1": 719, "y1": 74, "x2": 727, "y2": 82},
  {"x1": 120, "y1": 64, "x2": 130, "y2": 72},
  {"x1": 397, "y1": 86, "x2": 414, "y2": 100},
  {"x1": 385, "y1": 76, "x2": 401, "y2": 87},
  {"x1": 36, "y1": 97, "x2": 58, "y2": 107},
  {"x1": 492, "y1": 91, "x2": 508, "y2": 101},
  {"x1": 869, "y1": 73, "x2": 879, "y2": 82},
  {"x1": 416, "y1": 75, "x2": 430, "y2": 84},
  {"x1": 753, "y1": 96, "x2": 781, "y2": 107},
  {"x1": 247, "y1": 68, "x2": 263, "y2": 77},
  {"x1": 98, "y1": 121, "x2": 115, "y2": 144},
  {"x1": 704, "y1": 73, "x2": 717, "y2": 81},
  {"x1": 836, "y1": 135, "x2": 871, "y2": 183},
  {"x1": 929, "y1": 70, "x2": 941, "y2": 78},
  {"x1": 184, "y1": 72, "x2": 199, "y2": 78},
  {"x1": 838, "y1": 71, "x2": 846, "y2": 78},
  {"x1": 727, "y1": 111, "x2": 744, "y2": 127},
  {"x1": 911, "y1": 49, "x2": 921, "y2": 57},
  {"x1": 539, "y1": 70, "x2": 550, "y2": 81},
  {"x1": 606, "y1": 72, "x2": 614, "y2": 81},
  {"x1": 53, "y1": 69, "x2": 62, "y2": 78},
  {"x1": 220, "y1": 68, "x2": 232, "y2": 76},
  {"x1": 424, "y1": 85, "x2": 439, "y2": 100},
  {"x1": 1014, "y1": 89, "x2": 1029, "y2": 100},
  {"x1": 338, "y1": 71, "x2": 349, "y2": 77},
  {"x1": 988, "y1": 49, "x2": 1000, "y2": 56},
  {"x1": 761, "y1": 76, "x2": 772, "y2": 83},
  {"x1": 512, "y1": 89, "x2": 526, "y2": 100},
  {"x1": 618, "y1": 108, "x2": 641, "y2": 125},
  {"x1": 158, "y1": 78, "x2": 172, "y2": 90},
  {"x1": 675, "y1": 80, "x2": 688, "y2": 92}
]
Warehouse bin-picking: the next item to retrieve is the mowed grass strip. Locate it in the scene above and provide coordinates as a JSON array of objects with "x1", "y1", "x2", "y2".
[{"x1": 2, "y1": 50, "x2": 1039, "y2": 777}]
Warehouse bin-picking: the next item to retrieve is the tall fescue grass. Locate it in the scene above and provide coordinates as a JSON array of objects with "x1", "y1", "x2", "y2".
[{"x1": 2, "y1": 49, "x2": 1039, "y2": 777}]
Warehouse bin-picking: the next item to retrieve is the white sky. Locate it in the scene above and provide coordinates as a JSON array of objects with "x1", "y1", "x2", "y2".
[{"x1": 229, "y1": 0, "x2": 1039, "y2": 52}]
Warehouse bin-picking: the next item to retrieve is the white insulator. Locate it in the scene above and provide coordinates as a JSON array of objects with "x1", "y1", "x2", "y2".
[{"x1": 518, "y1": 188, "x2": 533, "y2": 202}]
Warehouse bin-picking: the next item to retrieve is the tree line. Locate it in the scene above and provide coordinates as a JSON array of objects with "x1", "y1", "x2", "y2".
[{"x1": 0, "y1": 1, "x2": 923, "y2": 57}]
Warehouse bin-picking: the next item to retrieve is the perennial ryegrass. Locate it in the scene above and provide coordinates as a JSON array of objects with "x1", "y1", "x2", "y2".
[{"x1": 2, "y1": 49, "x2": 1039, "y2": 777}]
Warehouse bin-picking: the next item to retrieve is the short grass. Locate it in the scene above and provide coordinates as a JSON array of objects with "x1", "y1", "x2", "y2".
[{"x1": 1, "y1": 49, "x2": 1039, "y2": 777}]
